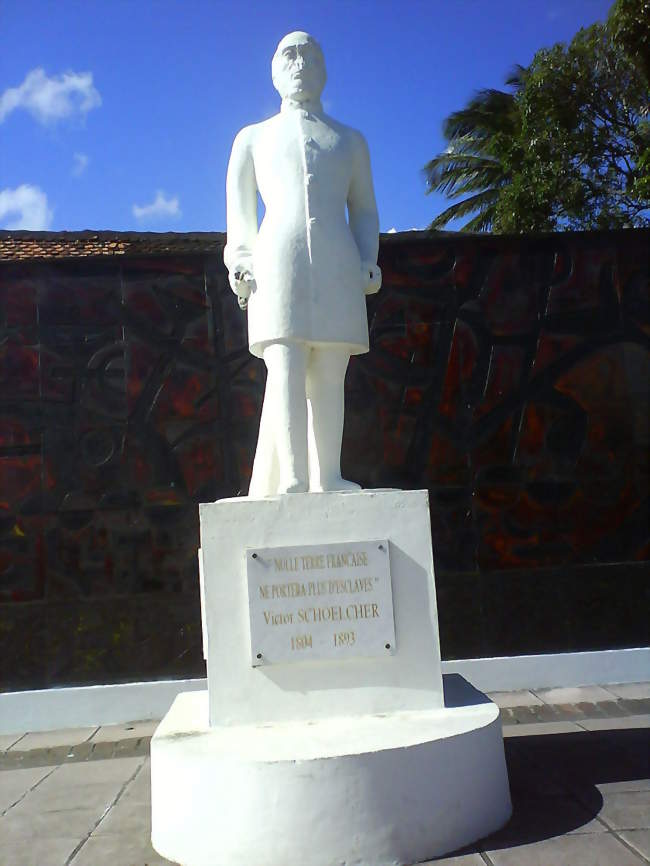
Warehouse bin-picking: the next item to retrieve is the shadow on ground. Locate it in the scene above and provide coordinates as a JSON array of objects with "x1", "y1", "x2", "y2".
[{"x1": 436, "y1": 727, "x2": 649, "y2": 859}]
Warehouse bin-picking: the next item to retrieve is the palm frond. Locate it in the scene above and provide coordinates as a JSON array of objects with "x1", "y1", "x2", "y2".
[
  {"x1": 442, "y1": 90, "x2": 518, "y2": 141},
  {"x1": 504, "y1": 64, "x2": 527, "y2": 89},
  {"x1": 425, "y1": 65, "x2": 526, "y2": 232},
  {"x1": 462, "y1": 209, "x2": 497, "y2": 232},
  {"x1": 423, "y1": 153, "x2": 506, "y2": 196},
  {"x1": 428, "y1": 188, "x2": 500, "y2": 230}
]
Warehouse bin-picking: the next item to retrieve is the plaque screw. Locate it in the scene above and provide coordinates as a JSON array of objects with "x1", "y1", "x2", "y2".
[
  {"x1": 385, "y1": 643, "x2": 391, "y2": 650},
  {"x1": 251, "y1": 553, "x2": 258, "y2": 559},
  {"x1": 378, "y1": 544, "x2": 385, "y2": 551},
  {"x1": 256, "y1": 652, "x2": 262, "y2": 659}
]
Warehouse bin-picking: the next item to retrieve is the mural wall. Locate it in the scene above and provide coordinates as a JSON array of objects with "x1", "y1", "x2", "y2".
[{"x1": 0, "y1": 229, "x2": 647, "y2": 690}]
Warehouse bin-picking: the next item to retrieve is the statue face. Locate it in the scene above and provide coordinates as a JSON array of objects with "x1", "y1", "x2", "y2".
[{"x1": 272, "y1": 32, "x2": 326, "y2": 103}]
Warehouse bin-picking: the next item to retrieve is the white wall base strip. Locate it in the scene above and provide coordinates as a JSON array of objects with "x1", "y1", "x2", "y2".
[
  {"x1": 0, "y1": 678, "x2": 206, "y2": 736},
  {"x1": 1, "y1": 648, "x2": 647, "y2": 735},
  {"x1": 442, "y1": 647, "x2": 649, "y2": 693}
]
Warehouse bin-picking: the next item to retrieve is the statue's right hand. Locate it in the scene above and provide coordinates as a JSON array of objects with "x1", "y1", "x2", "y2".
[{"x1": 229, "y1": 268, "x2": 256, "y2": 310}]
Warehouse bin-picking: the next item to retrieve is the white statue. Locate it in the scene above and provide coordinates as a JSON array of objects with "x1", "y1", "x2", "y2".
[{"x1": 224, "y1": 31, "x2": 381, "y2": 496}]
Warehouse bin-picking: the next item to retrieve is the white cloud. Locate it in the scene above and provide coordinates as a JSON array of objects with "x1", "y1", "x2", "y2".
[
  {"x1": 0, "y1": 185, "x2": 53, "y2": 230},
  {"x1": 72, "y1": 152, "x2": 89, "y2": 177},
  {"x1": 0, "y1": 68, "x2": 101, "y2": 125},
  {"x1": 132, "y1": 190, "x2": 181, "y2": 221}
]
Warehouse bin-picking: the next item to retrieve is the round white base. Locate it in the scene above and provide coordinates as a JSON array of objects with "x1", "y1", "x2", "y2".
[{"x1": 151, "y1": 683, "x2": 511, "y2": 866}]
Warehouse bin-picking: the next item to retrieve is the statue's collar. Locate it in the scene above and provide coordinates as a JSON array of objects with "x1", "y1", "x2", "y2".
[{"x1": 280, "y1": 97, "x2": 323, "y2": 116}]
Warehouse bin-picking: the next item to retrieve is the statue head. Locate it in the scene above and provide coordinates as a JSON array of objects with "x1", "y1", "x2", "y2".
[{"x1": 272, "y1": 31, "x2": 326, "y2": 104}]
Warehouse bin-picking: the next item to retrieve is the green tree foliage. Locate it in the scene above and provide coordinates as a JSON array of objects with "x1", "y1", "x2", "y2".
[
  {"x1": 426, "y1": 2, "x2": 650, "y2": 232},
  {"x1": 423, "y1": 70, "x2": 523, "y2": 232},
  {"x1": 607, "y1": 0, "x2": 650, "y2": 83}
]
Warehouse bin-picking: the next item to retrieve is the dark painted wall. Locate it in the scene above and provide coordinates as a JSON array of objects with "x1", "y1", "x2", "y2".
[{"x1": 1, "y1": 230, "x2": 648, "y2": 690}]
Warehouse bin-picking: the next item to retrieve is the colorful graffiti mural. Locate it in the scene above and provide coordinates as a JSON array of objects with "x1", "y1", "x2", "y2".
[{"x1": 0, "y1": 229, "x2": 647, "y2": 689}]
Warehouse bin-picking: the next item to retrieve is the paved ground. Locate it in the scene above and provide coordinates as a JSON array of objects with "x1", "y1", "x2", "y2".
[{"x1": 1, "y1": 683, "x2": 648, "y2": 866}]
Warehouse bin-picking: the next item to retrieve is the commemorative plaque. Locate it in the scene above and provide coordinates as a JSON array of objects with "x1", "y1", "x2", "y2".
[{"x1": 246, "y1": 539, "x2": 395, "y2": 666}]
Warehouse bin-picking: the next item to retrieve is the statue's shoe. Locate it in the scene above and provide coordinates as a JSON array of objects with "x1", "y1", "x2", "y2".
[
  {"x1": 311, "y1": 477, "x2": 361, "y2": 493},
  {"x1": 278, "y1": 478, "x2": 309, "y2": 494}
]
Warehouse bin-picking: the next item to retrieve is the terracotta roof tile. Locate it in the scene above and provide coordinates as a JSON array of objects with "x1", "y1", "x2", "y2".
[
  {"x1": 0, "y1": 231, "x2": 227, "y2": 262},
  {"x1": 0, "y1": 229, "x2": 453, "y2": 263}
]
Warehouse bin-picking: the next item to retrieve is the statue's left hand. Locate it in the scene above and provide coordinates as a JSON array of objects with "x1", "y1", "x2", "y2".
[{"x1": 362, "y1": 261, "x2": 382, "y2": 295}]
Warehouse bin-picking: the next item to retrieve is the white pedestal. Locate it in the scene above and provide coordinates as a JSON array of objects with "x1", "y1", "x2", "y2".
[
  {"x1": 151, "y1": 678, "x2": 511, "y2": 866},
  {"x1": 199, "y1": 490, "x2": 444, "y2": 725},
  {"x1": 151, "y1": 491, "x2": 511, "y2": 865}
]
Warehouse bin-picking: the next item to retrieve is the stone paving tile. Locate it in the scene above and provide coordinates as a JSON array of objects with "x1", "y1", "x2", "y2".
[
  {"x1": 26, "y1": 776, "x2": 124, "y2": 812},
  {"x1": 524, "y1": 727, "x2": 646, "y2": 792},
  {"x1": 595, "y1": 790, "x2": 650, "y2": 830},
  {"x1": 0, "y1": 765, "x2": 54, "y2": 814},
  {"x1": 0, "y1": 747, "x2": 144, "y2": 775},
  {"x1": 113, "y1": 737, "x2": 152, "y2": 758},
  {"x1": 578, "y1": 714, "x2": 650, "y2": 731},
  {"x1": 502, "y1": 721, "x2": 583, "y2": 737},
  {"x1": 619, "y1": 829, "x2": 650, "y2": 860},
  {"x1": 500, "y1": 704, "x2": 560, "y2": 725},
  {"x1": 483, "y1": 794, "x2": 605, "y2": 848},
  {"x1": 70, "y1": 738, "x2": 151, "y2": 764},
  {"x1": 534, "y1": 702, "x2": 584, "y2": 720},
  {"x1": 619, "y1": 698, "x2": 650, "y2": 715},
  {"x1": 506, "y1": 765, "x2": 567, "y2": 799},
  {"x1": 484, "y1": 833, "x2": 645, "y2": 865},
  {"x1": 89, "y1": 720, "x2": 158, "y2": 743},
  {"x1": 597, "y1": 779, "x2": 650, "y2": 793},
  {"x1": 561, "y1": 700, "x2": 630, "y2": 719},
  {"x1": 0, "y1": 835, "x2": 80, "y2": 866},
  {"x1": 596, "y1": 699, "x2": 648, "y2": 718},
  {"x1": 504, "y1": 737, "x2": 573, "y2": 799},
  {"x1": 69, "y1": 834, "x2": 176, "y2": 865},
  {"x1": 532, "y1": 685, "x2": 616, "y2": 705},
  {"x1": 9, "y1": 727, "x2": 97, "y2": 750},
  {"x1": 0, "y1": 733, "x2": 25, "y2": 751},
  {"x1": 123, "y1": 758, "x2": 151, "y2": 804},
  {"x1": 0, "y1": 743, "x2": 91, "y2": 771},
  {"x1": 421, "y1": 854, "x2": 485, "y2": 864},
  {"x1": 94, "y1": 798, "x2": 151, "y2": 836},
  {"x1": 53, "y1": 755, "x2": 144, "y2": 785},
  {"x1": 605, "y1": 683, "x2": 650, "y2": 701},
  {"x1": 487, "y1": 690, "x2": 543, "y2": 708},
  {"x1": 0, "y1": 755, "x2": 145, "y2": 850},
  {"x1": 1, "y1": 803, "x2": 102, "y2": 841}
]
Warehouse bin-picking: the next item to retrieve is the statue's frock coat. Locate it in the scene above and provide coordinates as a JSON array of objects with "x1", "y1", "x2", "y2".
[{"x1": 224, "y1": 106, "x2": 378, "y2": 358}]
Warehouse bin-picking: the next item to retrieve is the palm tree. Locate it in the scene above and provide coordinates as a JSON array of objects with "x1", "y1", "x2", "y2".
[{"x1": 424, "y1": 68, "x2": 525, "y2": 232}]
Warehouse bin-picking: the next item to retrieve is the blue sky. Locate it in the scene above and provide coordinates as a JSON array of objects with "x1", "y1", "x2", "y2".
[{"x1": 1, "y1": 0, "x2": 613, "y2": 233}]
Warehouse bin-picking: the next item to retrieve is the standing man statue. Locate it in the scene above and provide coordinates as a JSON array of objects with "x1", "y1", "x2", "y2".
[{"x1": 224, "y1": 31, "x2": 381, "y2": 497}]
